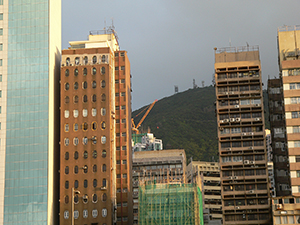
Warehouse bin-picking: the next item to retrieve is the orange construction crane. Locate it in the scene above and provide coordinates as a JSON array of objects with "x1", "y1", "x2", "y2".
[{"x1": 132, "y1": 100, "x2": 157, "y2": 134}]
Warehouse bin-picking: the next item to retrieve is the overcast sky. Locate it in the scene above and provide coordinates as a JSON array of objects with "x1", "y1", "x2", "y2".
[{"x1": 62, "y1": 0, "x2": 300, "y2": 110}]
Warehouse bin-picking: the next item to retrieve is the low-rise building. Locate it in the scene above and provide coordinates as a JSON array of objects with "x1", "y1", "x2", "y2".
[{"x1": 272, "y1": 195, "x2": 300, "y2": 224}]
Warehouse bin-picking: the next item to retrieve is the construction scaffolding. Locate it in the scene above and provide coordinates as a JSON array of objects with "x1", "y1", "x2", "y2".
[{"x1": 139, "y1": 182, "x2": 203, "y2": 225}]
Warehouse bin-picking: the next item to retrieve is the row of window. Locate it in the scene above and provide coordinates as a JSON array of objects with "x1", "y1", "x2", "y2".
[
  {"x1": 222, "y1": 169, "x2": 266, "y2": 177},
  {"x1": 219, "y1": 98, "x2": 261, "y2": 106},
  {"x1": 283, "y1": 69, "x2": 300, "y2": 76},
  {"x1": 65, "y1": 178, "x2": 107, "y2": 189},
  {"x1": 64, "y1": 209, "x2": 107, "y2": 220},
  {"x1": 221, "y1": 140, "x2": 264, "y2": 148},
  {"x1": 219, "y1": 112, "x2": 261, "y2": 120},
  {"x1": 66, "y1": 55, "x2": 108, "y2": 66},
  {"x1": 221, "y1": 155, "x2": 265, "y2": 163},
  {"x1": 218, "y1": 85, "x2": 260, "y2": 92},
  {"x1": 217, "y1": 71, "x2": 259, "y2": 80},
  {"x1": 65, "y1": 94, "x2": 105, "y2": 104},
  {"x1": 64, "y1": 122, "x2": 105, "y2": 132},
  {"x1": 65, "y1": 67, "x2": 105, "y2": 77},
  {"x1": 64, "y1": 80, "x2": 105, "y2": 90},
  {"x1": 220, "y1": 127, "x2": 263, "y2": 135},
  {"x1": 64, "y1": 136, "x2": 106, "y2": 146},
  {"x1": 65, "y1": 164, "x2": 107, "y2": 174},
  {"x1": 64, "y1": 108, "x2": 105, "y2": 118},
  {"x1": 64, "y1": 193, "x2": 107, "y2": 205},
  {"x1": 65, "y1": 149, "x2": 106, "y2": 160},
  {"x1": 225, "y1": 213, "x2": 269, "y2": 222},
  {"x1": 223, "y1": 183, "x2": 267, "y2": 192}
]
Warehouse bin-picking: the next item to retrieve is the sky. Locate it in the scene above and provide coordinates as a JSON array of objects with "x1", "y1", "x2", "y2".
[{"x1": 62, "y1": 0, "x2": 300, "y2": 110}]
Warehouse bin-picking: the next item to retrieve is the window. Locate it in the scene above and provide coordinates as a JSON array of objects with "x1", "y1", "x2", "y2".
[
  {"x1": 92, "y1": 194, "x2": 98, "y2": 203},
  {"x1": 101, "y1": 122, "x2": 105, "y2": 129},
  {"x1": 0, "y1": 59, "x2": 3, "y2": 66},
  {"x1": 64, "y1": 124, "x2": 69, "y2": 132},
  {"x1": 64, "y1": 96, "x2": 69, "y2": 104},
  {"x1": 83, "y1": 209, "x2": 88, "y2": 218},
  {"x1": 101, "y1": 94, "x2": 106, "y2": 101},
  {"x1": 92, "y1": 67, "x2": 96, "y2": 75},
  {"x1": 74, "y1": 151, "x2": 79, "y2": 160},
  {"x1": 102, "y1": 164, "x2": 107, "y2": 172},
  {"x1": 65, "y1": 166, "x2": 69, "y2": 174},
  {"x1": 74, "y1": 166, "x2": 78, "y2": 174},
  {"x1": 123, "y1": 174, "x2": 127, "y2": 178},
  {"x1": 121, "y1": 105, "x2": 126, "y2": 110},
  {"x1": 83, "y1": 137, "x2": 88, "y2": 145},
  {"x1": 116, "y1": 106, "x2": 120, "y2": 110},
  {"x1": 83, "y1": 67, "x2": 87, "y2": 75},
  {"x1": 92, "y1": 122, "x2": 97, "y2": 130},
  {"x1": 83, "y1": 165, "x2": 88, "y2": 173},
  {"x1": 83, "y1": 109, "x2": 87, "y2": 117},
  {"x1": 121, "y1": 92, "x2": 125, "y2": 96},
  {"x1": 101, "y1": 108, "x2": 106, "y2": 116},
  {"x1": 65, "y1": 195, "x2": 69, "y2": 204},
  {"x1": 102, "y1": 208, "x2": 107, "y2": 218},
  {"x1": 65, "y1": 152, "x2": 69, "y2": 160},
  {"x1": 0, "y1": 28, "x2": 3, "y2": 35},
  {"x1": 64, "y1": 211, "x2": 69, "y2": 219},
  {"x1": 102, "y1": 150, "x2": 106, "y2": 158},
  {"x1": 92, "y1": 108, "x2": 97, "y2": 116},
  {"x1": 74, "y1": 69, "x2": 78, "y2": 76},
  {"x1": 93, "y1": 150, "x2": 97, "y2": 158},
  {"x1": 102, "y1": 179, "x2": 107, "y2": 187},
  {"x1": 93, "y1": 179, "x2": 97, "y2": 187},
  {"x1": 93, "y1": 164, "x2": 97, "y2": 172},
  {"x1": 84, "y1": 179, "x2": 88, "y2": 188},
  {"x1": 65, "y1": 69, "x2": 69, "y2": 77},
  {"x1": 64, "y1": 83, "x2": 69, "y2": 90},
  {"x1": 74, "y1": 95, "x2": 79, "y2": 103},
  {"x1": 74, "y1": 123, "x2": 78, "y2": 131},
  {"x1": 0, "y1": 44, "x2": 3, "y2": 51},
  {"x1": 101, "y1": 67, "x2": 105, "y2": 74},
  {"x1": 82, "y1": 81, "x2": 87, "y2": 89},
  {"x1": 93, "y1": 56, "x2": 97, "y2": 64},
  {"x1": 75, "y1": 57, "x2": 80, "y2": 65},
  {"x1": 83, "y1": 57, "x2": 88, "y2": 65},
  {"x1": 101, "y1": 80, "x2": 106, "y2": 88},
  {"x1": 0, "y1": 75, "x2": 2, "y2": 82},
  {"x1": 74, "y1": 180, "x2": 79, "y2": 188},
  {"x1": 296, "y1": 156, "x2": 300, "y2": 162},
  {"x1": 74, "y1": 210, "x2": 79, "y2": 219},
  {"x1": 92, "y1": 94, "x2": 97, "y2": 102},
  {"x1": 83, "y1": 122, "x2": 88, "y2": 131},
  {"x1": 92, "y1": 81, "x2": 97, "y2": 88},
  {"x1": 101, "y1": 136, "x2": 106, "y2": 144},
  {"x1": 121, "y1": 79, "x2": 125, "y2": 83},
  {"x1": 294, "y1": 126, "x2": 300, "y2": 133},
  {"x1": 64, "y1": 138, "x2": 69, "y2": 146},
  {"x1": 102, "y1": 193, "x2": 107, "y2": 202},
  {"x1": 65, "y1": 181, "x2": 69, "y2": 189},
  {"x1": 73, "y1": 110, "x2": 78, "y2": 118},
  {"x1": 73, "y1": 137, "x2": 79, "y2": 146},
  {"x1": 92, "y1": 209, "x2": 98, "y2": 218},
  {"x1": 64, "y1": 110, "x2": 69, "y2": 118},
  {"x1": 83, "y1": 95, "x2": 88, "y2": 102},
  {"x1": 74, "y1": 82, "x2": 78, "y2": 90}
]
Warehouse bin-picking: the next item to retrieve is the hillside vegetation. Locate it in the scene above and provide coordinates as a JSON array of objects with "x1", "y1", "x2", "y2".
[{"x1": 133, "y1": 86, "x2": 269, "y2": 162}]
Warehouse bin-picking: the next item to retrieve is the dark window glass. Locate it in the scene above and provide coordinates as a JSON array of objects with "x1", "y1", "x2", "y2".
[
  {"x1": 65, "y1": 83, "x2": 69, "y2": 90},
  {"x1": 93, "y1": 179, "x2": 97, "y2": 188},
  {"x1": 102, "y1": 55, "x2": 106, "y2": 62},
  {"x1": 74, "y1": 69, "x2": 78, "y2": 76},
  {"x1": 93, "y1": 150, "x2": 97, "y2": 158},
  {"x1": 93, "y1": 164, "x2": 97, "y2": 172},
  {"x1": 83, "y1": 95, "x2": 88, "y2": 103},
  {"x1": 83, "y1": 122, "x2": 88, "y2": 131},
  {"x1": 65, "y1": 195, "x2": 69, "y2": 204},
  {"x1": 102, "y1": 179, "x2": 107, "y2": 187},
  {"x1": 74, "y1": 166, "x2": 78, "y2": 174},
  {"x1": 83, "y1": 81, "x2": 87, "y2": 89},
  {"x1": 93, "y1": 56, "x2": 97, "y2": 64},
  {"x1": 74, "y1": 151, "x2": 79, "y2": 160},
  {"x1": 84, "y1": 179, "x2": 88, "y2": 188},
  {"x1": 65, "y1": 69, "x2": 69, "y2": 77},
  {"x1": 66, "y1": 58, "x2": 70, "y2": 66},
  {"x1": 93, "y1": 194, "x2": 98, "y2": 203},
  {"x1": 83, "y1": 67, "x2": 87, "y2": 75},
  {"x1": 83, "y1": 57, "x2": 88, "y2": 65},
  {"x1": 102, "y1": 150, "x2": 106, "y2": 158},
  {"x1": 83, "y1": 165, "x2": 88, "y2": 173},
  {"x1": 92, "y1": 122, "x2": 97, "y2": 130},
  {"x1": 74, "y1": 180, "x2": 78, "y2": 188},
  {"x1": 103, "y1": 164, "x2": 107, "y2": 172},
  {"x1": 83, "y1": 151, "x2": 88, "y2": 159},
  {"x1": 92, "y1": 81, "x2": 97, "y2": 88},
  {"x1": 74, "y1": 195, "x2": 79, "y2": 204},
  {"x1": 75, "y1": 57, "x2": 79, "y2": 65},
  {"x1": 74, "y1": 95, "x2": 78, "y2": 103},
  {"x1": 92, "y1": 67, "x2": 96, "y2": 75},
  {"x1": 74, "y1": 82, "x2": 78, "y2": 90},
  {"x1": 65, "y1": 181, "x2": 69, "y2": 189},
  {"x1": 101, "y1": 122, "x2": 106, "y2": 129},
  {"x1": 65, "y1": 96, "x2": 69, "y2": 104},
  {"x1": 101, "y1": 94, "x2": 106, "y2": 101},
  {"x1": 92, "y1": 94, "x2": 97, "y2": 102},
  {"x1": 102, "y1": 193, "x2": 107, "y2": 202},
  {"x1": 101, "y1": 80, "x2": 105, "y2": 88},
  {"x1": 65, "y1": 152, "x2": 69, "y2": 160},
  {"x1": 101, "y1": 67, "x2": 105, "y2": 74},
  {"x1": 65, "y1": 166, "x2": 69, "y2": 174}
]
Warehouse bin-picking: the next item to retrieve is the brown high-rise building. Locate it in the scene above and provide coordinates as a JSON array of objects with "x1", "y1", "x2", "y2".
[
  {"x1": 214, "y1": 46, "x2": 271, "y2": 224},
  {"x1": 60, "y1": 29, "x2": 132, "y2": 225}
]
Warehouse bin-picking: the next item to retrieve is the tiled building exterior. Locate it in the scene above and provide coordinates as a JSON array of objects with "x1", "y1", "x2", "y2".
[{"x1": 60, "y1": 30, "x2": 132, "y2": 225}]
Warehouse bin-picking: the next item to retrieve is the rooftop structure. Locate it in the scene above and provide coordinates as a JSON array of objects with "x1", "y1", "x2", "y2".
[{"x1": 132, "y1": 133, "x2": 163, "y2": 152}]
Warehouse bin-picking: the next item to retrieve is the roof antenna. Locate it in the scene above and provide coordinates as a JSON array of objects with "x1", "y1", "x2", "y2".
[{"x1": 111, "y1": 17, "x2": 115, "y2": 30}]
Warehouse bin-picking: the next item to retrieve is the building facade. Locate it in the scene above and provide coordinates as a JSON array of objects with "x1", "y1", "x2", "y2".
[
  {"x1": 132, "y1": 149, "x2": 186, "y2": 224},
  {"x1": 267, "y1": 78, "x2": 290, "y2": 196},
  {"x1": 277, "y1": 25, "x2": 300, "y2": 197},
  {"x1": 272, "y1": 195, "x2": 300, "y2": 224},
  {"x1": 0, "y1": 1, "x2": 61, "y2": 225},
  {"x1": 60, "y1": 29, "x2": 132, "y2": 225},
  {"x1": 214, "y1": 46, "x2": 271, "y2": 224},
  {"x1": 187, "y1": 161, "x2": 222, "y2": 222}
]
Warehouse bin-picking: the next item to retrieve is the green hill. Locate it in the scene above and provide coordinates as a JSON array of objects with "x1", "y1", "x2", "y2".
[{"x1": 133, "y1": 86, "x2": 269, "y2": 162}]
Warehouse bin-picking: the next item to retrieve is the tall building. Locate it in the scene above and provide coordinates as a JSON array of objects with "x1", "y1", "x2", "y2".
[
  {"x1": 60, "y1": 28, "x2": 132, "y2": 225},
  {"x1": 132, "y1": 149, "x2": 186, "y2": 224},
  {"x1": 0, "y1": 1, "x2": 61, "y2": 225},
  {"x1": 277, "y1": 25, "x2": 300, "y2": 197},
  {"x1": 187, "y1": 161, "x2": 222, "y2": 223},
  {"x1": 267, "y1": 78, "x2": 290, "y2": 196},
  {"x1": 214, "y1": 46, "x2": 271, "y2": 224}
]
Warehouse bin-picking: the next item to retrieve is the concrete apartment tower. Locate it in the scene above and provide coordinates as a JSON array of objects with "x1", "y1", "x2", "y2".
[
  {"x1": 60, "y1": 29, "x2": 132, "y2": 225},
  {"x1": 277, "y1": 25, "x2": 300, "y2": 196},
  {"x1": 0, "y1": 1, "x2": 61, "y2": 225},
  {"x1": 214, "y1": 46, "x2": 271, "y2": 224}
]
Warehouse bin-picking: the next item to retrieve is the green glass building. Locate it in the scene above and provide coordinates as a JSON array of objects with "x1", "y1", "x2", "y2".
[{"x1": 0, "y1": 1, "x2": 61, "y2": 224}]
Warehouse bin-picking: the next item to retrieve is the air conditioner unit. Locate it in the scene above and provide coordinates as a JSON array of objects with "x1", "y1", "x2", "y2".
[
  {"x1": 224, "y1": 119, "x2": 229, "y2": 122},
  {"x1": 249, "y1": 132, "x2": 254, "y2": 135},
  {"x1": 225, "y1": 92, "x2": 228, "y2": 94},
  {"x1": 62, "y1": 64, "x2": 65, "y2": 66},
  {"x1": 234, "y1": 176, "x2": 238, "y2": 179},
  {"x1": 276, "y1": 204, "x2": 283, "y2": 210},
  {"x1": 248, "y1": 147, "x2": 254, "y2": 150},
  {"x1": 226, "y1": 148, "x2": 231, "y2": 151},
  {"x1": 255, "y1": 104, "x2": 261, "y2": 107},
  {"x1": 220, "y1": 120, "x2": 224, "y2": 123},
  {"x1": 70, "y1": 63, "x2": 73, "y2": 66},
  {"x1": 220, "y1": 127, "x2": 224, "y2": 131},
  {"x1": 248, "y1": 190, "x2": 254, "y2": 194},
  {"x1": 255, "y1": 118, "x2": 261, "y2": 121},
  {"x1": 244, "y1": 160, "x2": 250, "y2": 164},
  {"x1": 235, "y1": 105, "x2": 239, "y2": 108},
  {"x1": 242, "y1": 133, "x2": 247, "y2": 136},
  {"x1": 236, "y1": 206, "x2": 240, "y2": 209},
  {"x1": 249, "y1": 160, "x2": 255, "y2": 164},
  {"x1": 231, "y1": 92, "x2": 234, "y2": 94},
  {"x1": 230, "y1": 118, "x2": 235, "y2": 122},
  {"x1": 236, "y1": 118, "x2": 241, "y2": 122},
  {"x1": 229, "y1": 176, "x2": 233, "y2": 179}
]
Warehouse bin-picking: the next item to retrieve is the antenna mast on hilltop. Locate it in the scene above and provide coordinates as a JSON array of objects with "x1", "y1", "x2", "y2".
[{"x1": 174, "y1": 85, "x2": 178, "y2": 94}]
